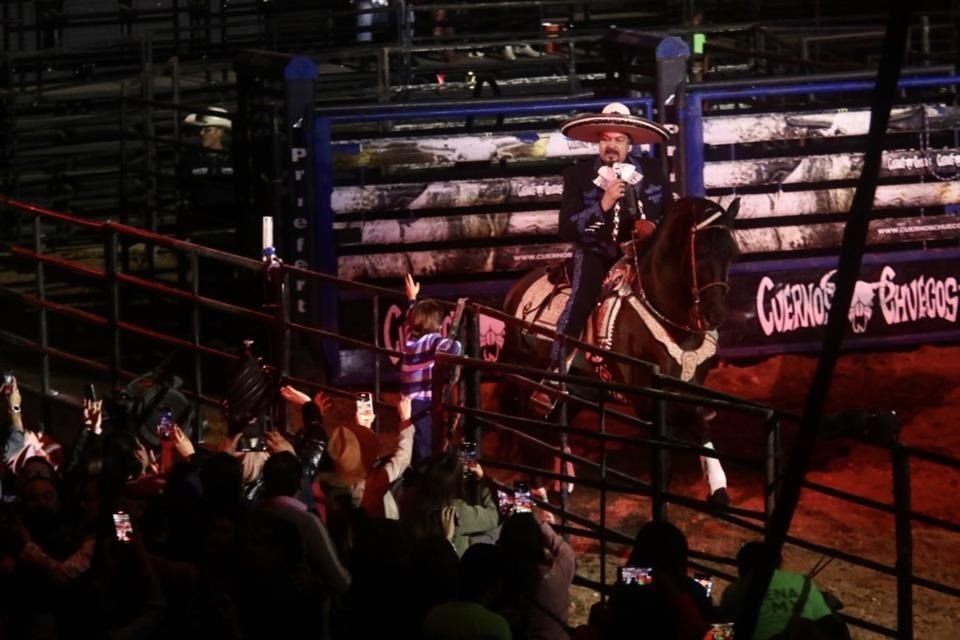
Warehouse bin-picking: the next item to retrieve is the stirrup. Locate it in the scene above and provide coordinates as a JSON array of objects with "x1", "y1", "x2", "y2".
[
  {"x1": 529, "y1": 378, "x2": 563, "y2": 417},
  {"x1": 530, "y1": 387, "x2": 558, "y2": 417}
]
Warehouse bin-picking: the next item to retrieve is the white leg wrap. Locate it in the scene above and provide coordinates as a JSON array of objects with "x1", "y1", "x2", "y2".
[
  {"x1": 551, "y1": 446, "x2": 576, "y2": 495},
  {"x1": 701, "y1": 441, "x2": 727, "y2": 494}
]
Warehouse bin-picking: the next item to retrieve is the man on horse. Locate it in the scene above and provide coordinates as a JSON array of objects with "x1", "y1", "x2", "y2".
[{"x1": 536, "y1": 102, "x2": 671, "y2": 409}]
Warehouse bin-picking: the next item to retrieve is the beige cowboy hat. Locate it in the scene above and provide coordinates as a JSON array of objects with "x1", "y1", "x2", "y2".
[
  {"x1": 184, "y1": 106, "x2": 232, "y2": 130},
  {"x1": 560, "y1": 102, "x2": 669, "y2": 145},
  {"x1": 317, "y1": 422, "x2": 382, "y2": 487}
]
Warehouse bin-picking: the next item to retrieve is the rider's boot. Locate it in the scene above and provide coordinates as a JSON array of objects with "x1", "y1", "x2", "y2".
[{"x1": 530, "y1": 352, "x2": 576, "y2": 418}]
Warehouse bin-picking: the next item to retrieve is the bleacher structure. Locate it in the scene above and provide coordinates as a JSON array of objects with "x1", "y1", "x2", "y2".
[{"x1": 1, "y1": 4, "x2": 958, "y2": 368}]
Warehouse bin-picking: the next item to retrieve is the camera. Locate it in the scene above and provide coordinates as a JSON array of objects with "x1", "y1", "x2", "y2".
[
  {"x1": 618, "y1": 566, "x2": 654, "y2": 586},
  {"x1": 356, "y1": 392, "x2": 374, "y2": 420},
  {"x1": 694, "y1": 573, "x2": 714, "y2": 598},
  {"x1": 237, "y1": 435, "x2": 267, "y2": 452},
  {"x1": 496, "y1": 489, "x2": 513, "y2": 517},
  {"x1": 459, "y1": 441, "x2": 478, "y2": 475},
  {"x1": 513, "y1": 481, "x2": 532, "y2": 513},
  {"x1": 84, "y1": 383, "x2": 97, "y2": 402},
  {"x1": 113, "y1": 511, "x2": 133, "y2": 543},
  {"x1": 706, "y1": 623, "x2": 735, "y2": 640},
  {"x1": 156, "y1": 408, "x2": 174, "y2": 441},
  {"x1": 236, "y1": 418, "x2": 268, "y2": 453}
]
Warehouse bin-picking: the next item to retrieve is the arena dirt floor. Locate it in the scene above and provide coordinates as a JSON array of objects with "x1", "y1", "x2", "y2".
[{"x1": 519, "y1": 345, "x2": 960, "y2": 638}]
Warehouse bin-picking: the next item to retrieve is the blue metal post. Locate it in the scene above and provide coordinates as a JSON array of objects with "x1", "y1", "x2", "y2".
[
  {"x1": 284, "y1": 56, "x2": 341, "y2": 380},
  {"x1": 680, "y1": 93, "x2": 705, "y2": 197},
  {"x1": 312, "y1": 114, "x2": 340, "y2": 380}
]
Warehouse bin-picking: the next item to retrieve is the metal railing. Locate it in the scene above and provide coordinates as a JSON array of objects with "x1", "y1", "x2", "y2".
[
  {"x1": 0, "y1": 195, "x2": 409, "y2": 429},
  {"x1": 2, "y1": 193, "x2": 959, "y2": 637}
]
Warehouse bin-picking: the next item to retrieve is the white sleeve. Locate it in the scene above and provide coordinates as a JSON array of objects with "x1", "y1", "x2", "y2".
[{"x1": 383, "y1": 424, "x2": 414, "y2": 484}]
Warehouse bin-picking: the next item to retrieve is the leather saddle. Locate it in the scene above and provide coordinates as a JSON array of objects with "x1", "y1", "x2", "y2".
[{"x1": 527, "y1": 245, "x2": 639, "y2": 350}]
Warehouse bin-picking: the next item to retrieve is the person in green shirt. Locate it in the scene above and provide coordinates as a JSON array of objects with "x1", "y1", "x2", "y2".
[
  {"x1": 407, "y1": 453, "x2": 501, "y2": 557},
  {"x1": 423, "y1": 543, "x2": 512, "y2": 640},
  {"x1": 719, "y1": 542, "x2": 848, "y2": 640}
]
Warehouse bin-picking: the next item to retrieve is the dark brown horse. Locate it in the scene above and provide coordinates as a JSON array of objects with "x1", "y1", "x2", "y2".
[{"x1": 501, "y1": 197, "x2": 741, "y2": 502}]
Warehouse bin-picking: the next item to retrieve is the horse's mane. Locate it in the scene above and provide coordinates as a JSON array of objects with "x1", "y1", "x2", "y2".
[
  {"x1": 637, "y1": 198, "x2": 703, "y2": 265},
  {"x1": 646, "y1": 197, "x2": 736, "y2": 257},
  {"x1": 631, "y1": 197, "x2": 737, "y2": 314}
]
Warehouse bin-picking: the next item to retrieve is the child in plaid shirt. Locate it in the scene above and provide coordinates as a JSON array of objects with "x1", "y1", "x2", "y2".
[{"x1": 401, "y1": 274, "x2": 460, "y2": 466}]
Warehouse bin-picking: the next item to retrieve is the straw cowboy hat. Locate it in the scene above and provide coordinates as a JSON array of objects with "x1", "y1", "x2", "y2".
[
  {"x1": 318, "y1": 422, "x2": 382, "y2": 487},
  {"x1": 183, "y1": 106, "x2": 232, "y2": 130},
  {"x1": 560, "y1": 102, "x2": 669, "y2": 145}
]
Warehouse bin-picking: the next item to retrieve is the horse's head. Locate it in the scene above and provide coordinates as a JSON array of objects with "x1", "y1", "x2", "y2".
[{"x1": 638, "y1": 197, "x2": 740, "y2": 332}]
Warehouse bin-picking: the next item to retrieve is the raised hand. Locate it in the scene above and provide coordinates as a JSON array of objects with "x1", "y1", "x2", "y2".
[
  {"x1": 404, "y1": 273, "x2": 420, "y2": 302},
  {"x1": 222, "y1": 433, "x2": 242, "y2": 456},
  {"x1": 313, "y1": 391, "x2": 332, "y2": 417},
  {"x1": 280, "y1": 385, "x2": 311, "y2": 406},
  {"x1": 265, "y1": 430, "x2": 295, "y2": 455},
  {"x1": 441, "y1": 505, "x2": 457, "y2": 542},
  {"x1": 83, "y1": 398, "x2": 103, "y2": 435},
  {"x1": 6, "y1": 378, "x2": 21, "y2": 412},
  {"x1": 171, "y1": 426, "x2": 195, "y2": 459}
]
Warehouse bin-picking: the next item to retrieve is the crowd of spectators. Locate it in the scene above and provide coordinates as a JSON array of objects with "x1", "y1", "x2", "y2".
[{"x1": 0, "y1": 365, "x2": 848, "y2": 640}]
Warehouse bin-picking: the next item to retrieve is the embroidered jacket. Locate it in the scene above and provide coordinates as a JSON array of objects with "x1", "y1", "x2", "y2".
[{"x1": 558, "y1": 155, "x2": 667, "y2": 259}]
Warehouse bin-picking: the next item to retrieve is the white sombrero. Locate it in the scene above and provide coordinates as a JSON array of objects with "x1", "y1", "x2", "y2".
[
  {"x1": 184, "y1": 106, "x2": 232, "y2": 130},
  {"x1": 560, "y1": 102, "x2": 669, "y2": 145}
]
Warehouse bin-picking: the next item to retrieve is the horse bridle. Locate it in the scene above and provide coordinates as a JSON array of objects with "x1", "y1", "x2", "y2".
[
  {"x1": 632, "y1": 207, "x2": 733, "y2": 335},
  {"x1": 687, "y1": 209, "x2": 732, "y2": 332}
]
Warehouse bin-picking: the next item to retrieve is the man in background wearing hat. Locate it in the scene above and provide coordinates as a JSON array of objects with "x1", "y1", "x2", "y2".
[
  {"x1": 179, "y1": 106, "x2": 236, "y2": 251},
  {"x1": 178, "y1": 106, "x2": 249, "y2": 329},
  {"x1": 543, "y1": 103, "x2": 671, "y2": 399}
]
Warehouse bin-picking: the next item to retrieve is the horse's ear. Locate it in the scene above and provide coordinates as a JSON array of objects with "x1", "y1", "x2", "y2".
[{"x1": 723, "y1": 197, "x2": 741, "y2": 223}]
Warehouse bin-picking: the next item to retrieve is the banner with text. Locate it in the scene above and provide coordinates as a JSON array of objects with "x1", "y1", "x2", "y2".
[{"x1": 721, "y1": 249, "x2": 960, "y2": 355}]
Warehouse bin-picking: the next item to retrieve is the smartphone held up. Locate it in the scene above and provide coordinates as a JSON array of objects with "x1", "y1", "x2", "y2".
[
  {"x1": 356, "y1": 392, "x2": 374, "y2": 424},
  {"x1": 113, "y1": 511, "x2": 133, "y2": 543},
  {"x1": 513, "y1": 481, "x2": 532, "y2": 514},
  {"x1": 156, "y1": 408, "x2": 174, "y2": 441},
  {"x1": 618, "y1": 566, "x2": 654, "y2": 586},
  {"x1": 2, "y1": 371, "x2": 14, "y2": 395},
  {"x1": 694, "y1": 573, "x2": 714, "y2": 598},
  {"x1": 459, "y1": 441, "x2": 478, "y2": 475}
]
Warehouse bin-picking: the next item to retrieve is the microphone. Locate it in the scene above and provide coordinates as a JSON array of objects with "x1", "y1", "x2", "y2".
[
  {"x1": 608, "y1": 161, "x2": 626, "y2": 208},
  {"x1": 609, "y1": 161, "x2": 623, "y2": 241}
]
